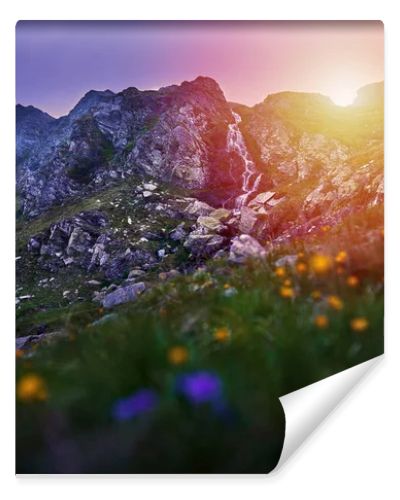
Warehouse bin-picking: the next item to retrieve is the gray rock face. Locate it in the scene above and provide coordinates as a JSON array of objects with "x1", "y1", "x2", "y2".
[
  {"x1": 102, "y1": 282, "x2": 146, "y2": 309},
  {"x1": 229, "y1": 235, "x2": 267, "y2": 263},
  {"x1": 184, "y1": 232, "x2": 227, "y2": 258},
  {"x1": 16, "y1": 77, "x2": 245, "y2": 217}
]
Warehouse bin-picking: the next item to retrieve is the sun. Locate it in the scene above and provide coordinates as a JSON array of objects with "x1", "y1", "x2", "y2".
[{"x1": 328, "y1": 87, "x2": 357, "y2": 107}]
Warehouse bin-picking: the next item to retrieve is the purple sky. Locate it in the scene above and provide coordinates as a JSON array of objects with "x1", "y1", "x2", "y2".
[{"x1": 16, "y1": 21, "x2": 383, "y2": 117}]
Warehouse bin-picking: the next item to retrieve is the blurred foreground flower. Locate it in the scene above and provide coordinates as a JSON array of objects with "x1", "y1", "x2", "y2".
[
  {"x1": 17, "y1": 374, "x2": 47, "y2": 402},
  {"x1": 177, "y1": 371, "x2": 222, "y2": 405},
  {"x1": 314, "y1": 315, "x2": 329, "y2": 329},
  {"x1": 350, "y1": 317, "x2": 369, "y2": 332},
  {"x1": 347, "y1": 275, "x2": 360, "y2": 287},
  {"x1": 311, "y1": 290, "x2": 322, "y2": 301},
  {"x1": 275, "y1": 266, "x2": 286, "y2": 278},
  {"x1": 112, "y1": 389, "x2": 158, "y2": 421},
  {"x1": 214, "y1": 327, "x2": 230, "y2": 342},
  {"x1": 295, "y1": 262, "x2": 307, "y2": 274},
  {"x1": 335, "y1": 250, "x2": 348, "y2": 264},
  {"x1": 280, "y1": 286, "x2": 294, "y2": 299},
  {"x1": 168, "y1": 345, "x2": 189, "y2": 365},
  {"x1": 309, "y1": 254, "x2": 332, "y2": 275},
  {"x1": 327, "y1": 295, "x2": 344, "y2": 311}
]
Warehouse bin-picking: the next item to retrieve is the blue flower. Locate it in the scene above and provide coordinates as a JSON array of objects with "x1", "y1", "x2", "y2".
[
  {"x1": 112, "y1": 388, "x2": 158, "y2": 421},
  {"x1": 176, "y1": 371, "x2": 223, "y2": 405}
]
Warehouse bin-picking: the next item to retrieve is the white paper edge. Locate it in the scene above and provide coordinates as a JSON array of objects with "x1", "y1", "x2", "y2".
[{"x1": 275, "y1": 355, "x2": 383, "y2": 471}]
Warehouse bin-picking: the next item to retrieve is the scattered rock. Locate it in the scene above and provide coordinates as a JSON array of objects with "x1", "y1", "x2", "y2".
[
  {"x1": 169, "y1": 223, "x2": 187, "y2": 241},
  {"x1": 197, "y1": 215, "x2": 226, "y2": 232},
  {"x1": 184, "y1": 199, "x2": 214, "y2": 218},
  {"x1": 184, "y1": 233, "x2": 227, "y2": 258},
  {"x1": 102, "y1": 282, "x2": 146, "y2": 308},
  {"x1": 229, "y1": 235, "x2": 267, "y2": 263}
]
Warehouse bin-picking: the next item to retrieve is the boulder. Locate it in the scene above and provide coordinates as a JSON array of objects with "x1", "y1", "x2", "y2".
[
  {"x1": 197, "y1": 215, "x2": 226, "y2": 233},
  {"x1": 229, "y1": 234, "x2": 267, "y2": 263},
  {"x1": 183, "y1": 199, "x2": 214, "y2": 218},
  {"x1": 66, "y1": 227, "x2": 93, "y2": 255},
  {"x1": 102, "y1": 282, "x2": 146, "y2": 309},
  {"x1": 184, "y1": 233, "x2": 226, "y2": 258},
  {"x1": 238, "y1": 206, "x2": 258, "y2": 234},
  {"x1": 169, "y1": 223, "x2": 187, "y2": 241},
  {"x1": 248, "y1": 191, "x2": 276, "y2": 207}
]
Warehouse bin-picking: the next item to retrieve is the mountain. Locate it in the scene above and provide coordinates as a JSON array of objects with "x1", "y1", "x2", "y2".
[{"x1": 16, "y1": 76, "x2": 248, "y2": 217}]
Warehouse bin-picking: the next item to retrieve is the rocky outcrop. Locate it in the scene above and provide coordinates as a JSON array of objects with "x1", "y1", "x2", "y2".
[{"x1": 16, "y1": 77, "x2": 248, "y2": 217}]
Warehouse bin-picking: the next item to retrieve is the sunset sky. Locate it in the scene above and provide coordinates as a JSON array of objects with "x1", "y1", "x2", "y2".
[{"x1": 16, "y1": 21, "x2": 384, "y2": 117}]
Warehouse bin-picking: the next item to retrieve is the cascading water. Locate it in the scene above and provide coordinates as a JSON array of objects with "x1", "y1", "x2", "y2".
[{"x1": 227, "y1": 111, "x2": 262, "y2": 210}]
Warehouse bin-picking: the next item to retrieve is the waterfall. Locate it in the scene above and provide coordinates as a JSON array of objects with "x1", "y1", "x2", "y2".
[{"x1": 227, "y1": 111, "x2": 262, "y2": 210}]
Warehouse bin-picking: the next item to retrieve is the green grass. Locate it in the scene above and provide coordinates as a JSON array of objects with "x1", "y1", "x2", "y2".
[{"x1": 16, "y1": 258, "x2": 383, "y2": 473}]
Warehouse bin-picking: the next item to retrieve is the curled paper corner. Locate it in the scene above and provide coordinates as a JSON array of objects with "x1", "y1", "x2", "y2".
[{"x1": 273, "y1": 355, "x2": 383, "y2": 472}]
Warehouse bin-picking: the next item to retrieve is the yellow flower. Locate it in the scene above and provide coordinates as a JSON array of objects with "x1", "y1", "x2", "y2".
[
  {"x1": 283, "y1": 278, "x2": 292, "y2": 287},
  {"x1": 297, "y1": 252, "x2": 305, "y2": 259},
  {"x1": 321, "y1": 225, "x2": 331, "y2": 232},
  {"x1": 350, "y1": 317, "x2": 369, "y2": 332},
  {"x1": 309, "y1": 254, "x2": 332, "y2": 275},
  {"x1": 335, "y1": 250, "x2": 348, "y2": 264},
  {"x1": 311, "y1": 290, "x2": 322, "y2": 301},
  {"x1": 168, "y1": 346, "x2": 189, "y2": 365},
  {"x1": 275, "y1": 266, "x2": 286, "y2": 278},
  {"x1": 327, "y1": 295, "x2": 344, "y2": 311},
  {"x1": 17, "y1": 374, "x2": 47, "y2": 402},
  {"x1": 314, "y1": 315, "x2": 329, "y2": 329},
  {"x1": 214, "y1": 327, "x2": 230, "y2": 342},
  {"x1": 280, "y1": 286, "x2": 294, "y2": 299},
  {"x1": 223, "y1": 283, "x2": 231, "y2": 289},
  {"x1": 296, "y1": 262, "x2": 308, "y2": 274},
  {"x1": 346, "y1": 275, "x2": 360, "y2": 287}
]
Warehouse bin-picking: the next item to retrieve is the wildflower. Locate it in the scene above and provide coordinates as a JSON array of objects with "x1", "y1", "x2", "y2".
[
  {"x1": 350, "y1": 317, "x2": 369, "y2": 332},
  {"x1": 311, "y1": 290, "x2": 322, "y2": 301},
  {"x1": 275, "y1": 266, "x2": 286, "y2": 278},
  {"x1": 112, "y1": 389, "x2": 158, "y2": 421},
  {"x1": 223, "y1": 283, "x2": 231, "y2": 289},
  {"x1": 297, "y1": 252, "x2": 305, "y2": 259},
  {"x1": 321, "y1": 225, "x2": 331, "y2": 232},
  {"x1": 347, "y1": 275, "x2": 360, "y2": 287},
  {"x1": 314, "y1": 315, "x2": 329, "y2": 329},
  {"x1": 327, "y1": 295, "x2": 344, "y2": 311},
  {"x1": 336, "y1": 266, "x2": 346, "y2": 275},
  {"x1": 168, "y1": 346, "x2": 189, "y2": 365},
  {"x1": 335, "y1": 250, "x2": 348, "y2": 264},
  {"x1": 214, "y1": 327, "x2": 230, "y2": 342},
  {"x1": 296, "y1": 262, "x2": 307, "y2": 274},
  {"x1": 176, "y1": 371, "x2": 222, "y2": 405},
  {"x1": 309, "y1": 254, "x2": 332, "y2": 275},
  {"x1": 17, "y1": 374, "x2": 47, "y2": 402},
  {"x1": 280, "y1": 286, "x2": 294, "y2": 299},
  {"x1": 283, "y1": 278, "x2": 292, "y2": 287}
]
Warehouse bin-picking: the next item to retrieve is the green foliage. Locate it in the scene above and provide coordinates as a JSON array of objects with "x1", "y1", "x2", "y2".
[{"x1": 16, "y1": 258, "x2": 383, "y2": 472}]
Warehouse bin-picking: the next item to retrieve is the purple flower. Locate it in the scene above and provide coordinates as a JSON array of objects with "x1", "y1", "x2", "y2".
[
  {"x1": 112, "y1": 388, "x2": 158, "y2": 421},
  {"x1": 177, "y1": 371, "x2": 223, "y2": 405}
]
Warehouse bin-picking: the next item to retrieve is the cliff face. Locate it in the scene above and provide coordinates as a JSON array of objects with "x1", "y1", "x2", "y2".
[
  {"x1": 16, "y1": 77, "x2": 249, "y2": 217},
  {"x1": 233, "y1": 82, "x2": 383, "y2": 243}
]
